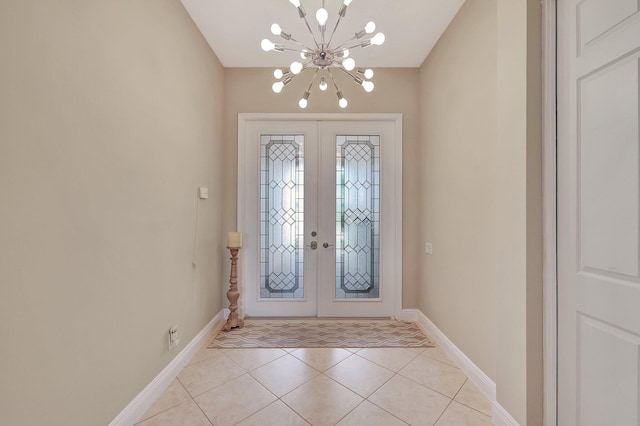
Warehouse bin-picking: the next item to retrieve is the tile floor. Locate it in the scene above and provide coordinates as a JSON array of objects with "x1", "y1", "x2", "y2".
[{"x1": 135, "y1": 338, "x2": 495, "y2": 425}]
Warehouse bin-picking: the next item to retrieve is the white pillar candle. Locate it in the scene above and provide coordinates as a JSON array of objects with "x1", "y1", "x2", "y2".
[{"x1": 227, "y1": 232, "x2": 242, "y2": 248}]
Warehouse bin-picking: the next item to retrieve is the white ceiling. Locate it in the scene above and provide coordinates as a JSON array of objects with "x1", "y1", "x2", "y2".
[{"x1": 180, "y1": 0, "x2": 465, "y2": 68}]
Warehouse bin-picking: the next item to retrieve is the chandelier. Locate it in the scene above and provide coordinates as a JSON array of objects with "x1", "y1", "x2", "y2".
[{"x1": 261, "y1": 0, "x2": 385, "y2": 109}]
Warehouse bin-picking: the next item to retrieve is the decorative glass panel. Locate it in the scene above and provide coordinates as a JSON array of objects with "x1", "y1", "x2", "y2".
[
  {"x1": 260, "y1": 135, "x2": 304, "y2": 299},
  {"x1": 336, "y1": 135, "x2": 380, "y2": 299}
]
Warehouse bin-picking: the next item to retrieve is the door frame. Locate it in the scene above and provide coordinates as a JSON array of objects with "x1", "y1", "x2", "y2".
[
  {"x1": 542, "y1": 1, "x2": 557, "y2": 425},
  {"x1": 237, "y1": 113, "x2": 403, "y2": 318}
]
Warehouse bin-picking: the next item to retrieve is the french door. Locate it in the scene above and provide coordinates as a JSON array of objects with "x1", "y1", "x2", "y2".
[{"x1": 238, "y1": 115, "x2": 401, "y2": 318}]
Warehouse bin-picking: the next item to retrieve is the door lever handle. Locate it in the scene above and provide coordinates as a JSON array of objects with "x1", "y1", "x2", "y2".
[
  {"x1": 306, "y1": 241, "x2": 318, "y2": 250},
  {"x1": 322, "y1": 242, "x2": 335, "y2": 248}
]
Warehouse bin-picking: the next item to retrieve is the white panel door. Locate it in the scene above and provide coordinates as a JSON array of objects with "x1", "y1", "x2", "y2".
[
  {"x1": 240, "y1": 118, "x2": 399, "y2": 318},
  {"x1": 558, "y1": 1, "x2": 640, "y2": 425}
]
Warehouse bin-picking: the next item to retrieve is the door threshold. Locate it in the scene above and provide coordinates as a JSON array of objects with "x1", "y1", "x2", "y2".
[{"x1": 244, "y1": 316, "x2": 396, "y2": 320}]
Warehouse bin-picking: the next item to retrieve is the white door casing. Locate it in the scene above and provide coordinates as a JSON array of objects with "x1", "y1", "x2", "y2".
[
  {"x1": 557, "y1": 1, "x2": 640, "y2": 425},
  {"x1": 238, "y1": 113, "x2": 403, "y2": 318}
]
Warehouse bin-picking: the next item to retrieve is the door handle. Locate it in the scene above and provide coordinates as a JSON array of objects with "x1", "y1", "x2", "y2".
[
  {"x1": 306, "y1": 241, "x2": 318, "y2": 250},
  {"x1": 323, "y1": 242, "x2": 335, "y2": 248}
]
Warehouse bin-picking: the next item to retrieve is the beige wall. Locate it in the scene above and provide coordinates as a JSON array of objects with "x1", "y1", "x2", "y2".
[
  {"x1": 0, "y1": 0, "x2": 545, "y2": 423},
  {"x1": 0, "y1": 1, "x2": 225, "y2": 425},
  {"x1": 418, "y1": 0, "x2": 543, "y2": 424},
  {"x1": 222, "y1": 67, "x2": 421, "y2": 308},
  {"x1": 495, "y1": 0, "x2": 543, "y2": 424},
  {"x1": 417, "y1": 0, "x2": 498, "y2": 381}
]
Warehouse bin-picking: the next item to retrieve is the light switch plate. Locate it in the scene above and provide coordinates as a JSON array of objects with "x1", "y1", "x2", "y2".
[
  {"x1": 198, "y1": 187, "x2": 208, "y2": 199},
  {"x1": 425, "y1": 242, "x2": 433, "y2": 255}
]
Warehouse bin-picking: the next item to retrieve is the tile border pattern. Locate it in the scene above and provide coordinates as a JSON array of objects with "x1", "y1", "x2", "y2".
[{"x1": 208, "y1": 319, "x2": 434, "y2": 348}]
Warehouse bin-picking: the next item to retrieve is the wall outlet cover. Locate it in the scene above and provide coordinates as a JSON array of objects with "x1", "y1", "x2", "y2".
[{"x1": 198, "y1": 187, "x2": 208, "y2": 199}]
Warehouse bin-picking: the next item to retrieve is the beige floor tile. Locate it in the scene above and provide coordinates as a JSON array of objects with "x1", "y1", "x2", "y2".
[
  {"x1": 135, "y1": 400, "x2": 211, "y2": 426},
  {"x1": 421, "y1": 346, "x2": 457, "y2": 367},
  {"x1": 325, "y1": 354, "x2": 394, "y2": 397},
  {"x1": 356, "y1": 348, "x2": 419, "y2": 372},
  {"x1": 250, "y1": 354, "x2": 319, "y2": 397},
  {"x1": 336, "y1": 401, "x2": 407, "y2": 426},
  {"x1": 454, "y1": 380, "x2": 493, "y2": 416},
  {"x1": 435, "y1": 400, "x2": 494, "y2": 426},
  {"x1": 407, "y1": 347, "x2": 427, "y2": 355},
  {"x1": 236, "y1": 400, "x2": 309, "y2": 426},
  {"x1": 290, "y1": 348, "x2": 353, "y2": 371},
  {"x1": 225, "y1": 348, "x2": 287, "y2": 371},
  {"x1": 368, "y1": 375, "x2": 451, "y2": 425},
  {"x1": 344, "y1": 348, "x2": 361, "y2": 353},
  {"x1": 137, "y1": 379, "x2": 191, "y2": 422},
  {"x1": 187, "y1": 347, "x2": 225, "y2": 367},
  {"x1": 398, "y1": 355, "x2": 467, "y2": 398},
  {"x1": 281, "y1": 375, "x2": 363, "y2": 426},
  {"x1": 195, "y1": 374, "x2": 276, "y2": 425},
  {"x1": 177, "y1": 351, "x2": 245, "y2": 397}
]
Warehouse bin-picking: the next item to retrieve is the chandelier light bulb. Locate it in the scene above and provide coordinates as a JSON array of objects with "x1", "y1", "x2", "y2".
[
  {"x1": 290, "y1": 61, "x2": 303, "y2": 74},
  {"x1": 365, "y1": 21, "x2": 376, "y2": 34},
  {"x1": 261, "y1": 39, "x2": 275, "y2": 52},
  {"x1": 272, "y1": 81, "x2": 285, "y2": 93},
  {"x1": 316, "y1": 8, "x2": 329, "y2": 26},
  {"x1": 371, "y1": 32, "x2": 386, "y2": 46},
  {"x1": 343, "y1": 57, "x2": 356, "y2": 71},
  {"x1": 299, "y1": 91, "x2": 310, "y2": 109},
  {"x1": 271, "y1": 23, "x2": 282, "y2": 36},
  {"x1": 362, "y1": 81, "x2": 375, "y2": 92},
  {"x1": 262, "y1": 0, "x2": 383, "y2": 109}
]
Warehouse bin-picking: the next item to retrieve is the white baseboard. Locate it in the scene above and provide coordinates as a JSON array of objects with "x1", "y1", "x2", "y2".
[
  {"x1": 109, "y1": 310, "x2": 225, "y2": 426},
  {"x1": 412, "y1": 309, "x2": 520, "y2": 426},
  {"x1": 493, "y1": 402, "x2": 520, "y2": 426},
  {"x1": 395, "y1": 308, "x2": 418, "y2": 321}
]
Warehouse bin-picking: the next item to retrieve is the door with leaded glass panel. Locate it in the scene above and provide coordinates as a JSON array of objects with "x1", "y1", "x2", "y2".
[{"x1": 240, "y1": 117, "x2": 400, "y2": 317}]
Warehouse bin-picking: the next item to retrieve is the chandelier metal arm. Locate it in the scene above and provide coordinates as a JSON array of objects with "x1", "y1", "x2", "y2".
[
  {"x1": 327, "y1": 68, "x2": 341, "y2": 92},
  {"x1": 342, "y1": 39, "x2": 371, "y2": 51},
  {"x1": 336, "y1": 65, "x2": 358, "y2": 80},
  {"x1": 266, "y1": 0, "x2": 384, "y2": 109},
  {"x1": 282, "y1": 46, "x2": 309, "y2": 53},
  {"x1": 278, "y1": 31, "x2": 314, "y2": 52},
  {"x1": 298, "y1": 2, "x2": 321, "y2": 49},
  {"x1": 306, "y1": 68, "x2": 320, "y2": 91},
  {"x1": 334, "y1": 27, "x2": 373, "y2": 51},
  {"x1": 288, "y1": 37, "x2": 316, "y2": 53},
  {"x1": 327, "y1": 14, "x2": 344, "y2": 47},
  {"x1": 333, "y1": 35, "x2": 358, "y2": 52}
]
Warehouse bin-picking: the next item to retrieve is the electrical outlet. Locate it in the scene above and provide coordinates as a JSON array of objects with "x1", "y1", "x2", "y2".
[
  {"x1": 198, "y1": 187, "x2": 208, "y2": 199},
  {"x1": 168, "y1": 326, "x2": 180, "y2": 350}
]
